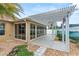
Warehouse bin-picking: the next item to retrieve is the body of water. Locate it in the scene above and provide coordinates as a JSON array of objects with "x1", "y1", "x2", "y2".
[
  {"x1": 69, "y1": 31, "x2": 79, "y2": 37},
  {"x1": 57, "y1": 31, "x2": 79, "y2": 41}
]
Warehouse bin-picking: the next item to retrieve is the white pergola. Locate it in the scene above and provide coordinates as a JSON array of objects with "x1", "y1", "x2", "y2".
[{"x1": 28, "y1": 5, "x2": 76, "y2": 52}]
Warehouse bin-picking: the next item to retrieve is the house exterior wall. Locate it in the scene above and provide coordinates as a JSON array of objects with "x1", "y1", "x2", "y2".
[
  {"x1": 0, "y1": 21, "x2": 14, "y2": 41},
  {"x1": 0, "y1": 18, "x2": 46, "y2": 42}
]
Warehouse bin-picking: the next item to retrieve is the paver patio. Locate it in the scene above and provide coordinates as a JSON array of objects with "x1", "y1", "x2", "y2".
[
  {"x1": 31, "y1": 34, "x2": 79, "y2": 56},
  {"x1": 44, "y1": 42, "x2": 79, "y2": 56},
  {"x1": 0, "y1": 37, "x2": 79, "y2": 56},
  {"x1": 0, "y1": 39, "x2": 26, "y2": 56}
]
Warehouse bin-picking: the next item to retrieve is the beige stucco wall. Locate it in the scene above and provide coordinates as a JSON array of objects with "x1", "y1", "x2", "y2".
[
  {"x1": 0, "y1": 21, "x2": 14, "y2": 41},
  {"x1": 0, "y1": 15, "x2": 18, "y2": 42}
]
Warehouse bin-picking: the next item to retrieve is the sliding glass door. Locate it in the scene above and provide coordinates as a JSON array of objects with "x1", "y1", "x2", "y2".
[
  {"x1": 15, "y1": 23, "x2": 26, "y2": 40},
  {"x1": 37, "y1": 25, "x2": 46, "y2": 37},
  {"x1": 30, "y1": 24, "x2": 35, "y2": 39}
]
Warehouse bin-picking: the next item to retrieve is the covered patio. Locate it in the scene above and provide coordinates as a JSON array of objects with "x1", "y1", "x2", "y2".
[{"x1": 29, "y1": 5, "x2": 77, "y2": 52}]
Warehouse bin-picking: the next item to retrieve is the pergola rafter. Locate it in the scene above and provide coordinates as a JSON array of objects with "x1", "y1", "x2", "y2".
[{"x1": 28, "y1": 5, "x2": 77, "y2": 52}]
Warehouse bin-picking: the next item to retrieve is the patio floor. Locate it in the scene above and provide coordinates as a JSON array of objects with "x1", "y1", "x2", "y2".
[
  {"x1": 31, "y1": 34, "x2": 68, "y2": 52},
  {"x1": 0, "y1": 39, "x2": 26, "y2": 56}
]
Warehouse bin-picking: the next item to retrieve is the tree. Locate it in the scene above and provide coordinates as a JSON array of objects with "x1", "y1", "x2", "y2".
[{"x1": 0, "y1": 3, "x2": 23, "y2": 20}]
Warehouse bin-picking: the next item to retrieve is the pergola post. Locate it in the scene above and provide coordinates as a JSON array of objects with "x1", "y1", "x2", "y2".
[
  {"x1": 65, "y1": 15, "x2": 70, "y2": 51},
  {"x1": 55, "y1": 22, "x2": 57, "y2": 37},
  {"x1": 25, "y1": 22, "x2": 27, "y2": 42},
  {"x1": 35, "y1": 25, "x2": 37, "y2": 38},
  {"x1": 62, "y1": 23, "x2": 64, "y2": 42},
  {"x1": 53, "y1": 22, "x2": 57, "y2": 39}
]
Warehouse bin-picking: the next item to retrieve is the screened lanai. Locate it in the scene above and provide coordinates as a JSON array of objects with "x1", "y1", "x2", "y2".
[{"x1": 29, "y1": 5, "x2": 77, "y2": 52}]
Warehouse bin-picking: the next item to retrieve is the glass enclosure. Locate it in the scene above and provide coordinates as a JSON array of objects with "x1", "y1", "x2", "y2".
[
  {"x1": 15, "y1": 23, "x2": 26, "y2": 40},
  {"x1": 30, "y1": 24, "x2": 46, "y2": 40}
]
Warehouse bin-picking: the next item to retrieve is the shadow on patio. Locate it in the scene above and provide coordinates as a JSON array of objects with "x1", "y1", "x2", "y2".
[{"x1": 31, "y1": 34, "x2": 68, "y2": 52}]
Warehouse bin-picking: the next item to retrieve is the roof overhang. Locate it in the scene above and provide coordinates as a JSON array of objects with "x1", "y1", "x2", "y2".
[{"x1": 28, "y1": 5, "x2": 77, "y2": 26}]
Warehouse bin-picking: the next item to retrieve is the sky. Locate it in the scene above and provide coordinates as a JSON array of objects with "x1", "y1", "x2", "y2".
[{"x1": 19, "y1": 3, "x2": 79, "y2": 24}]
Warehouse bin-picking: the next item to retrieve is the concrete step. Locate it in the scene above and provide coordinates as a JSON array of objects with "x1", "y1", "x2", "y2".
[{"x1": 34, "y1": 47, "x2": 47, "y2": 56}]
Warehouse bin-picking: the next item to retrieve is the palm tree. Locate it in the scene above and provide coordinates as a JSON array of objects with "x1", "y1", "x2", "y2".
[{"x1": 0, "y1": 3, "x2": 23, "y2": 20}]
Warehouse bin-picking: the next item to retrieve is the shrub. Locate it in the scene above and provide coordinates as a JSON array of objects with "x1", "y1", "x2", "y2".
[
  {"x1": 56, "y1": 33, "x2": 62, "y2": 41},
  {"x1": 7, "y1": 45, "x2": 34, "y2": 56},
  {"x1": 70, "y1": 37, "x2": 79, "y2": 43}
]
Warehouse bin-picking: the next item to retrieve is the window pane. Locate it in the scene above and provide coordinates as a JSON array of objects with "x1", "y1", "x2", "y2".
[{"x1": 0, "y1": 23, "x2": 5, "y2": 35}]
